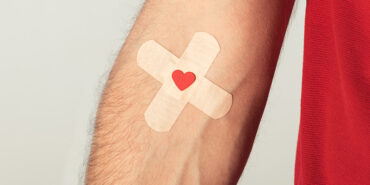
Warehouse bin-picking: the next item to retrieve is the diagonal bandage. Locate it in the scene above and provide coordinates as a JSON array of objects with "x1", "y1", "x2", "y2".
[{"x1": 137, "y1": 32, "x2": 232, "y2": 132}]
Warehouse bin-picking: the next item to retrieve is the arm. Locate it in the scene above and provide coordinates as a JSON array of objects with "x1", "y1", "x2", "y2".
[{"x1": 86, "y1": 0, "x2": 294, "y2": 184}]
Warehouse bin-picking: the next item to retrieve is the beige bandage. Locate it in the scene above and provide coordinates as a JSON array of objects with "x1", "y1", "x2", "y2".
[{"x1": 137, "y1": 32, "x2": 232, "y2": 132}]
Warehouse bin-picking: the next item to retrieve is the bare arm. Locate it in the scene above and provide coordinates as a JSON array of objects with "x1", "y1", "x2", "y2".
[{"x1": 86, "y1": 0, "x2": 294, "y2": 184}]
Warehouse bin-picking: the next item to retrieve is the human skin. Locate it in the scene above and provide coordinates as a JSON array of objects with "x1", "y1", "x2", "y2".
[{"x1": 86, "y1": 0, "x2": 294, "y2": 184}]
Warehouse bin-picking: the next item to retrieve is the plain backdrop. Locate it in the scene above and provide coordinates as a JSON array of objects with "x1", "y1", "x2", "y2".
[{"x1": 0, "y1": 1, "x2": 305, "y2": 185}]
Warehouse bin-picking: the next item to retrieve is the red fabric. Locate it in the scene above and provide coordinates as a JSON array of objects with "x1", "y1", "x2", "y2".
[{"x1": 295, "y1": 1, "x2": 370, "y2": 185}]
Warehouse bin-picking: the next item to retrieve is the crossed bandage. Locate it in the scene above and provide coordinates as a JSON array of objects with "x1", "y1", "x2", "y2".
[{"x1": 137, "y1": 32, "x2": 232, "y2": 132}]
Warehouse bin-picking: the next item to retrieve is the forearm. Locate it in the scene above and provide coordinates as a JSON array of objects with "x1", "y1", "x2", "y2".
[{"x1": 86, "y1": 0, "x2": 294, "y2": 184}]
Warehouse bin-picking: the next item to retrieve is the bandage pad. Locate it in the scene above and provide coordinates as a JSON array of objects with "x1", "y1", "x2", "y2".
[{"x1": 137, "y1": 32, "x2": 232, "y2": 132}]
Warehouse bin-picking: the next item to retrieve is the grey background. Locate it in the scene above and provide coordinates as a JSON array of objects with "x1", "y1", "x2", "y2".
[{"x1": 0, "y1": 0, "x2": 305, "y2": 184}]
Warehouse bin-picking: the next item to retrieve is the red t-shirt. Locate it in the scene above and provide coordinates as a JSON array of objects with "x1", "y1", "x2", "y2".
[{"x1": 295, "y1": 1, "x2": 370, "y2": 184}]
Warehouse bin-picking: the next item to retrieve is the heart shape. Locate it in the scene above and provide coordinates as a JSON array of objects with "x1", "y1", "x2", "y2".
[{"x1": 172, "y1": 70, "x2": 196, "y2": 91}]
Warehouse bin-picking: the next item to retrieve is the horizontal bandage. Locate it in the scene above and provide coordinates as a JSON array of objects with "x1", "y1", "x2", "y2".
[{"x1": 137, "y1": 32, "x2": 232, "y2": 132}]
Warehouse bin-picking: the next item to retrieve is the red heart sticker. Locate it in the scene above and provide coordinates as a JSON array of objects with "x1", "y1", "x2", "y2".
[{"x1": 172, "y1": 70, "x2": 196, "y2": 91}]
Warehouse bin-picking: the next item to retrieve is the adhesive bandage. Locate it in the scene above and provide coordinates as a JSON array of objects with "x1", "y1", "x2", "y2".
[{"x1": 137, "y1": 32, "x2": 232, "y2": 132}]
